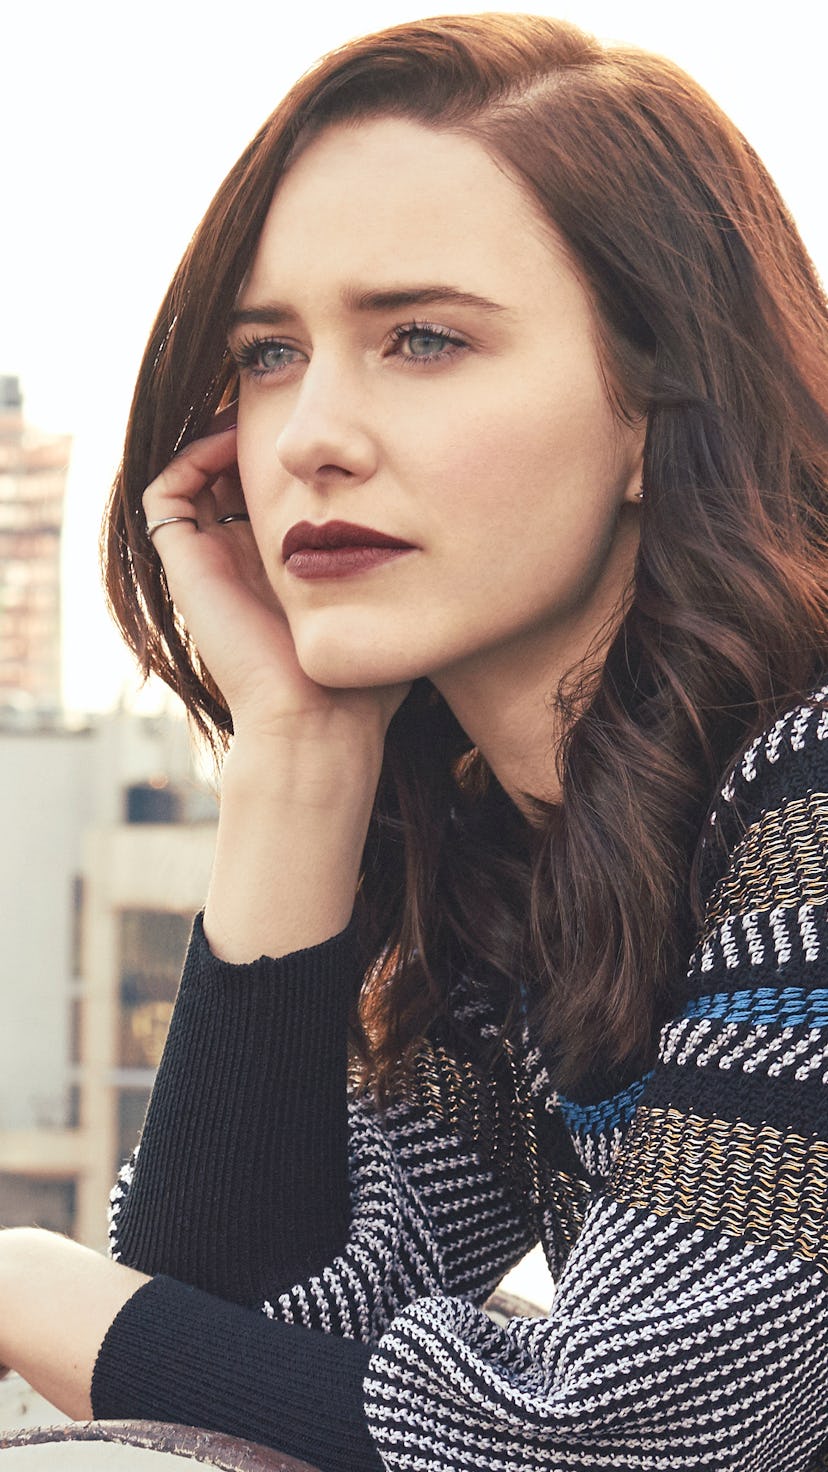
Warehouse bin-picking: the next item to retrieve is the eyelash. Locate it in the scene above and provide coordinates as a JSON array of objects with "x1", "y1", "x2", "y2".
[{"x1": 230, "y1": 321, "x2": 467, "y2": 379}]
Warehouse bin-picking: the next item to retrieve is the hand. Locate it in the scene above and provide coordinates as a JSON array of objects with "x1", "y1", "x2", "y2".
[{"x1": 142, "y1": 411, "x2": 410, "y2": 748}]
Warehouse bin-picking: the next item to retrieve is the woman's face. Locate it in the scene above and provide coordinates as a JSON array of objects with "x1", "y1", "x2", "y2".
[{"x1": 230, "y1": 118, "x2": 644, "y2": 695}]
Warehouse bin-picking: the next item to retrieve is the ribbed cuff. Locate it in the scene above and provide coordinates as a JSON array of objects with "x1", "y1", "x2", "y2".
[
  {"x1": 112, "y1": 914, "x2": 359, "y2": 1301},
  {"x1": 91, "y1": 1275, "x2": 382, "y2": 1472}
]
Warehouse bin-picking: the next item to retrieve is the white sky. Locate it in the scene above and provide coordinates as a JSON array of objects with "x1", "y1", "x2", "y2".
[{"x1": 3, "y1": 0, "x2": 825, "y2": 713}]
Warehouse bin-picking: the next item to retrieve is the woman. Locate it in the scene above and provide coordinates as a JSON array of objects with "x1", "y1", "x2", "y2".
[{"x1": 1, "y1": 13, "x2": 826, "y2": 1470}]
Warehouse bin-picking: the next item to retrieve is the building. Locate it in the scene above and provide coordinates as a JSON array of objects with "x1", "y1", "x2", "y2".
[
  {"x1": 76, "y1": 782, "x2": 216, "y2": 1246},
  {"x1": 0, "y1": 375, "x2": 71, "y2": 714},
  {"x1": 0, "y1": 708, "x2": 217, "y2": 1248}
]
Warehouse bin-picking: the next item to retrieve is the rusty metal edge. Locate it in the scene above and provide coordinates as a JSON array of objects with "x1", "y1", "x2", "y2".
[{"x1": 0, "y1": 1420, "x2": 320, "y2": 1472}]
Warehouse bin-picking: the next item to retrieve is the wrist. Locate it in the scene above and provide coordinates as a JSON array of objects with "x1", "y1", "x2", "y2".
[
  {"x1": 203, "y1": 727, "x2": 381, "y2": 963},
  {"x1": 222, "y1": 723, "x2": 383, "y2": 813}
]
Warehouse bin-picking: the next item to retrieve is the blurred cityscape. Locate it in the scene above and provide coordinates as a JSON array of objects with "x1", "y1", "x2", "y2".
[{"x1": 0, "y1": 376, "x2": 218, "y2": 1249}]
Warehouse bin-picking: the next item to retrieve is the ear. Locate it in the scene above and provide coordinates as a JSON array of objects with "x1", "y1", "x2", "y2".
[{"x1": 620, "y1": 416, "x2": 646, "y2": 505}]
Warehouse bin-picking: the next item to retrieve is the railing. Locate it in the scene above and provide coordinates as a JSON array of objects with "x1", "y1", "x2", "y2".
[{"x1": 0, "y1": 1420, "x2": 320, "y2": 1469}]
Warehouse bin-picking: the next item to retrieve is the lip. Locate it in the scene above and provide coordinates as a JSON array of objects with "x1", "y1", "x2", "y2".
[{"x1": 281, "y1": 520, "x2": 416, "y2": 561}]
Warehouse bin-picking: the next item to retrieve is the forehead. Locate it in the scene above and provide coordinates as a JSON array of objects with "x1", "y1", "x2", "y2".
[{"x1": 239, "y1": 117, "x2": 576, "y2": 309}]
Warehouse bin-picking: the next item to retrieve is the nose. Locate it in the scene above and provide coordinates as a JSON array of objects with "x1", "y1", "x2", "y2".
[{"x1": 275, "y1": 357, "x2": 378, "y2": 488}]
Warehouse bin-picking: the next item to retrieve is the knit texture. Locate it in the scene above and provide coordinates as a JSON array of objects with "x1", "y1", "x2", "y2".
[
  {"x1": 107, "y1": 920, "x2": 356, "y2": 1300},
  {"x1": 94, "y1": 690, "x2": 828, "y2": 1471}
]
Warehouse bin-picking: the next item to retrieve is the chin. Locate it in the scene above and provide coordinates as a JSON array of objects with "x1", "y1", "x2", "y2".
[{"x1": 295, "y1": 634, "x2": 422, "y2": 690}]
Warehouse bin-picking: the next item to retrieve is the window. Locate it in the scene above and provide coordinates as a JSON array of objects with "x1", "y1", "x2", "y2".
[
  {"x1": 118, "y1": 910, "x2": 191, "y2": 1068},
  {"x1": 117, "y1": 1089, "x2": 151, "y2": 1174},
  {"x1": 0, "y1": 1175, "x2": 76, "y2": 1235},
  {"x1": 70, "y1": 874, "x2": 84, "y2": 976}
]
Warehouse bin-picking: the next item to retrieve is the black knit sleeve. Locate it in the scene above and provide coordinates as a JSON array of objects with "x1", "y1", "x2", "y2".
[
  {"x1": 108, "y1": 914, "x2": 358, "y2": 1301},
  {"x1": 91, "y1": 1276, "x2": 382, "y2": 1472}
]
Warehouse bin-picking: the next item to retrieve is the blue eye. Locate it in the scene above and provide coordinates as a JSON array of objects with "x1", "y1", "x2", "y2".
[
  {"x1": 231, "y1": 336, "x2": 303, "y2": 378},
  {"x1": 258, "y1": 343, "x2": 301, "y2": 371},
  {"x1": 388, "y1": 322, "x2": 467, "y2": 366},
  {"x1": 406, "y1": 330, "x2": 451, "y2": 356}
]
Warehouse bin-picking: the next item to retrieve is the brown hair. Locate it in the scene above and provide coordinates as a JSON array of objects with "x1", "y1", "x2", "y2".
[{"x1": 104, "y1": 14, "x2": 828, "y2": 1091}]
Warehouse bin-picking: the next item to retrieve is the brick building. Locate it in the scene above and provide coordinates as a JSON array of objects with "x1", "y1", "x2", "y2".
[{"x1": 0, "y1": 375, "x2": 71, "y2": 712}]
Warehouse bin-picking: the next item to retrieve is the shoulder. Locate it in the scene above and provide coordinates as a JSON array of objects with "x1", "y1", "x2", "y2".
[
  {"x1": 649, "y1": 687, "x2": 828, "y2": 1139},
  {"x1": 666, "y1": 685, "x2": 828, "y2": 1040},
  {"x1": 698, "y1": 683, "x2": 828, "y2": 909}
]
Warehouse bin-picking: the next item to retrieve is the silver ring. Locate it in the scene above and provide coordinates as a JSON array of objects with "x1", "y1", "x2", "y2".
[
  {"x1": 146, "y1": 515, "x2": 199, "y2": 540},
  {"x1": 216, "y1": 513, "x2": 251, "y2": 525}
]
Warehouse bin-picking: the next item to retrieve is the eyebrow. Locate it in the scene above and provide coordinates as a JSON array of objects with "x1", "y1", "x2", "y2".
[{"x1": 227, "y1": 284, "x2": 510, "y2": 331}]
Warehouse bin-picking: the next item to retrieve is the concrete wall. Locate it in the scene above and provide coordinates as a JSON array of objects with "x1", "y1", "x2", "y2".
[{"x1": 0, "y1": 727, "x2": 94, "y2": 1129}]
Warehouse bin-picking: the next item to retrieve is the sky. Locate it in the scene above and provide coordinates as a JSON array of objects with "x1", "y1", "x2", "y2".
[{"x1": 3, "y1": 0, "x2": 826, "y2": 713}]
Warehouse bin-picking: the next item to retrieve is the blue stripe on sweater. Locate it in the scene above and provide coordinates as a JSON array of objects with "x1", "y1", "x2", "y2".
[
  {"x1": 558, "y1": 990, "x2": 828, "y2": 1137},
  {"x1": 557, "y1": 1074, "x2": 652, "y2": 1137},
  {"x1": 683, "y1": 987, "x2": 828, "y2": 1026}
]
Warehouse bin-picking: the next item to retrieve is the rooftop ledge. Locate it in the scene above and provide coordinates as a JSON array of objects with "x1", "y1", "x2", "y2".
[{"x1": 0, "y1": 1129, "x2": 89, "y2": 1177}]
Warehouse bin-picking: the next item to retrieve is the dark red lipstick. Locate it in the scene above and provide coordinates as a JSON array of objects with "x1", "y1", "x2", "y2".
[{"x1": 282, "y1": 520, "x2": 416, "y2": 580}]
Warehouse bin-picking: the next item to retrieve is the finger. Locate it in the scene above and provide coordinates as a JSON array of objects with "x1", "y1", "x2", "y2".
[
  {"x1": 142, "y1": 427, "x2": 238, "y2": 538},
  {"x1": 210, "y1": 464, "x2": 248, "y2": 522}
]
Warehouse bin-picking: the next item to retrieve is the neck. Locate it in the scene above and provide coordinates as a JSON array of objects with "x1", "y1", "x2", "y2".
[
  {"x1": 433, "y1": 634, "x2": 570, "y2": 811},
  {"x1": 432, "y1": 556, "x2": 635, "y2": 811}
]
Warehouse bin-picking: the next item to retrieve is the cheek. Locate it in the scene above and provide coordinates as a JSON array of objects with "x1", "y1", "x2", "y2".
[
  {"x1": 425, "y1": 386, "x2": 630, "y2": 607},
  {"x1": 235, "y1": 411, "x2": 293, "y2": 540},
  {"x1": 235, "y1": 413, "x2": 269, "y2": 502},
  {"x1": 422, "y1": 392, "x2": 578, "y2": 531}
]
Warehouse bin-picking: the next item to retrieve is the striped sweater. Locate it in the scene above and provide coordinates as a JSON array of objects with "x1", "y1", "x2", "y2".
[{"x1": 92, "y1": 691, "x2": 828, "y2": 1471}]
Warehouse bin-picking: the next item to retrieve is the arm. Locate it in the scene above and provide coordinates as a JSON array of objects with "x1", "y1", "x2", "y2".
[
  {"x1": 102, "y1": 417, "x2": 537, "y2": 1311},
  {"x1": 88, "y1": 968, "x2": 537, "y2": 1471}
]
